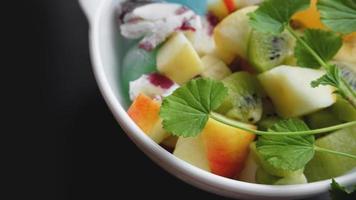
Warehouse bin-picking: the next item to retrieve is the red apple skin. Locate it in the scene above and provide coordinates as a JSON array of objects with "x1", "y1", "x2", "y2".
[
  {"x1": 202, "y1": 118, "x2": 256, "y2": 178},
  {"x1": 127, "y1": 93, "x2": 160, "y2": 134}
]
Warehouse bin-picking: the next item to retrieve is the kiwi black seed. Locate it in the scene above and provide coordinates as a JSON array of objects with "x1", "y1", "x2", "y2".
[
  {"x1": 248, "y1": 30, "x2": 293, "y2": 73},
  {"x1": 216, "y1": 72, "x2": 264, "y2": 124}
]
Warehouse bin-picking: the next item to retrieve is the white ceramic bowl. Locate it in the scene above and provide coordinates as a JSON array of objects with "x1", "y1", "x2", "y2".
[{"x1": 79, "y1": 0, "x2": 356, "y2": 199}]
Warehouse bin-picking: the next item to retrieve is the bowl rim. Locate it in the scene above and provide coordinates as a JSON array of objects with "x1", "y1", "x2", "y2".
[{"x1": 88, "y1": 0, "x2": 356, "y2": 198}]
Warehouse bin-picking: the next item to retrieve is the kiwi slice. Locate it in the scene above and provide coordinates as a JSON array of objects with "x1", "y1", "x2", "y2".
[
  {"x1": 305, "y1": 109, "x2": 342, "y2": 129},
  {"x1": 248, "y1": 30, "x2": 294, "y2": 73},
  {"x1": 329, "y1": 62, "x2": 356, "y2": 122},
  {"x1": 304, "y1": 126, "x2": 356, "y2": 182},
  {"x1": 255, "y1": 167, "x2": 307, "y2": 185},
  {"x1": 217, "y1": 72, "x2": 264, "y2": 123}
]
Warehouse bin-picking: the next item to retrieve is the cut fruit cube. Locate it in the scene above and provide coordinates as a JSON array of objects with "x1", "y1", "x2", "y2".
[
  {"x1": 173, "y1": 135, "x2": 210, "y2": 171},
  {"x1": 127, "y1": 94, "x2": 169, "y2": 143},
  {"x1": 211, "y1": 46, "x2": 236, "y2": 64},
  {"x1": 202, "y1": 117, "x2": 256, "y2": 178},
  {"x1": 292, "y1": 0, "x2": 325, "y2": 30},
  {"x1": 201, "y1": 55, "x2": 232, "y2": 80},
  {"x1": 214, "y1": 6, "x2": 257, "y2": 59},
  {"x1": 173, "y1": 117, "x2": 256, "y2": 178},
  {"x1": 331, "y1": 97, "x2": 356, "y2": 122},
  {"x1": 157, "y1": 32, "x2": 204, "y2": 85},
  {"x1": 255, "y1": 167, "x2": 307, "y2": 185},
  {"x1": 258, "y1": 65, "x2": 336, "y2": 117},
  {"x1": 207, "y1": 0, "x2": 230, "y2": 20},
  {"x1": 304, "y1": 126, "x2": 356, "y2": 182},
  {"x1": 305, "y1": 109, "x2": 342, "y2": 129}
]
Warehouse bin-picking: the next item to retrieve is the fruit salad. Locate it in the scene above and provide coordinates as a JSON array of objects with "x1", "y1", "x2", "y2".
[{"x1": 118, "y1": 0, "x2": 356, "y2": 185}]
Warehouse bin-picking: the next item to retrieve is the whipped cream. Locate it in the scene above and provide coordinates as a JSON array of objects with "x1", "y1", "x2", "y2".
[{"x1": 119, "y1": 3, "x2": 201, "y2": 51}]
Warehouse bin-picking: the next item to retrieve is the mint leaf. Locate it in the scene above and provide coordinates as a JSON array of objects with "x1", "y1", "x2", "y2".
[
  {"x1": 249, "y1": 0, "x2": 309, "y2": 34},
  {"x1": 330, "y1": 179, "x2": 356, "y2": 200},
  {"x1": 295, "y1": 29, "x2": 342, "y2": 68},
  {"x1": 318, "y1": 0, "x2": 356, "y2": 34},
  {"x1": 311, "y1": 64, "x2": 340, "y2": 88},
  {"x1": 256, "y1": 119, "x2": 315, "y2": 171},
  {"x1": 160, "y1": 78, "x2": 228, "y2": 137}
]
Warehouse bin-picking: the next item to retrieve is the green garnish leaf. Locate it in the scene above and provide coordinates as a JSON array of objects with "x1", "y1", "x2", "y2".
[
  {"x1": 160, "y1": 78, "x2": 228, "y2": 137},
  {"x1": 330, "y1": 179, "x2": 356, "y2": 200},
  {"x1": 249, "y1": 0, "x2": 310, "y2": 34},
  {"x1": 318, "y1": 0, "x2": 356, "y2": 34},
  {"x1": 256, "y1": 119, "x2": 315, "y2": 171},
  {"x1": 295, "y1": 29, "x2": 342, "y2": 68},
  {"x1": 311, "y1": 64, "x2": 340, "y2": 88}
]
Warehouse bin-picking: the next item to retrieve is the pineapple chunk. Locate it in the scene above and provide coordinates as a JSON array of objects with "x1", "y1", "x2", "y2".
[
  {"x1": 214, "y1": 6, "x2": 257, "y2": 59},
  {"x1": 157, "y1": 32, "x2": 204, "y2": 85},
  {"x1": 201, "y1": 55, "x2": 232, "y2": 80},
  {"x1": 258, "y1": 66, "x2": 336, "y2": 117}
]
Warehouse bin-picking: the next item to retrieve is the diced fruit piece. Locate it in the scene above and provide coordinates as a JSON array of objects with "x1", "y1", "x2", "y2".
[
  {"x1": 331, "y1": 98, "x2": 356, "y2": 122},
  {"x1": 207, "y1": 0, "x2": 230, "y2": 20},
  {"x1": 224, "y1": 0, "x2": 236, "y2": 12},
  {"x1": 129, "y1": 73, "x2": 179, "y2": 101},
  {"x1": 157, "y1": 32, "x2": 204, "y2": 85},
  {"x1": 127, "y1": 94, "x2": 169, "y2": 143},
  {"x1": 248, "y1": 30, "x2": 295, "y2": 73},
  {"x1": 304, "y1": 126, "x2": 356, "y2": 182},
  {"x1": 201, "y1": 55, "x2": 232, "y2": 80},
  {"x1": 255, "y1": 167, "x2": 280, "y2": 184},
  {"x1": 258, "y1": 65, "x2": 336, "y2": 117},
  {"x1": 174, "y1": 117, "x2": 256, "y2": 178},
  {"x1": 211, "y1": 46, "x2": 236, "y2": 64},
  {"x1": 238, "y1": 148, "x2": 258, "y2": 183},
  {"x1": 173, "y1": 135, "x2": 210, "y2": 171},
  {"x1": 202, "y1": 118, "x2": 256, "y2": 177},
  {"x1": 214, "y1": 6, "x2": 257, "y2": 59},
  {"x1": 292, "y1": 0, "x2": 325, "y2": 29},
  {"x1": 305, "y1": 109, "x2": 342, "y2": 129},
  {"x1": 121, "y1": 44, "x2": 158, "y2": 103},
  {"x1": 256, "y1": 167, "x2": 307, "y2": 185},
  {"x1": 274, "y1": 173, "x2": 307, "y2": 185},
  {"x1": 218, "y1": 72, "x2": 264, "y2": 123},
  {"x1": 250, "y1": 142, "x2": 304, "y2": 177},
  {"x1": 334, "y1": 35, "x2": 356, "y2": 64}
]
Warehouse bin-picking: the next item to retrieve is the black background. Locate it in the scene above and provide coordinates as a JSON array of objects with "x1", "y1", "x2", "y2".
[
  {"x1": 40, "y1": 0, "x2": 328, "y2": 199},
  {"x1": 45, "y1": 1, "x2": 230, "y2": 199}
]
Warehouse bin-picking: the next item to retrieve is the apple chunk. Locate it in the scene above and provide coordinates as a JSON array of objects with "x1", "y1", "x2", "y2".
[
  {"x1": 174, "y1": 117, "x2": 256, "y2": 178},
  {"x1": 173, "y1": 135, "x2": 210, "y2": 171},
  {"x1": 157, "y1": 32, "x2": 204, "y2": 85},
  {"x1": 202, "y1": 118, "x2": 256, "y2": 178},
  {"x1": 213, "y1": 6, "x2": 257, "y2": 59},
  {"x1": 127, "y1": 94, "x2": 169, "y2": 143},
  {"x1": 258, "y1": 65, "x2": 336, "y2": 117}
]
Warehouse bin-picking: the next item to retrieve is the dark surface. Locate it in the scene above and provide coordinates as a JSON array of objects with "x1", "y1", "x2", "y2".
[{"x1": 45, "y1": 1, "x2": 329, "y2": 199}]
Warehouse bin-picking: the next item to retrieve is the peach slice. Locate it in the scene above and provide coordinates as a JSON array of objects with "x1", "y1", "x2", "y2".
[{"x1": 128, "y1": 94, "x2": 169, "y2": 143}]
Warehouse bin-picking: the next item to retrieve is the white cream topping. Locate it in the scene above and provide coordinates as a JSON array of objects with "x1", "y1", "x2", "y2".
[
  {"x1": 129, "y1": 74, "x2": 179, "y2": 101},
  {"x1": 120, "y1": 3, "x2": 201, "y2": 50}
]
